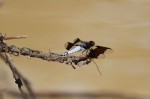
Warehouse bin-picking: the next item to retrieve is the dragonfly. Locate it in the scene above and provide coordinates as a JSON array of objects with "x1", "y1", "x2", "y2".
[{"x1": 63, "y1": 38, "x2": 112, "y2": 76}]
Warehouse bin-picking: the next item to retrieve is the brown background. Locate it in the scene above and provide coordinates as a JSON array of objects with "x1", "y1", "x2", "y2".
[{"x1": 0, "y1": 0, "x2": 150, "y2": 99}]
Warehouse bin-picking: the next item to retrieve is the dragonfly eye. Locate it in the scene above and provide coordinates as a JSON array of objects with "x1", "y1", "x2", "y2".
[{"x1": 89, "y1": 41, "x2": 95, "y2": 46}]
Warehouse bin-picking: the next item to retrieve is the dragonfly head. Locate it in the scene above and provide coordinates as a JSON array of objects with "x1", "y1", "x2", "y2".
[{"x1": 89, "y1": 41, "x2": 95, "y2": 47}]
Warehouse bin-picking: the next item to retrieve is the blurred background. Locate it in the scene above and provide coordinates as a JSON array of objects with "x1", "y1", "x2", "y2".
[{"x1": 0, "y1": 0, "x2": 150, "y2": 99}]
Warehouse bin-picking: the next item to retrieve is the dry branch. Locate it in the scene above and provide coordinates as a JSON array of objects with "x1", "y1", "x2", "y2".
[
  {"x1": 4, "y1": 53, "x2": 36, "y2": 99},
  {"x1": 0, "y1": 33, "x2": 91, "y2": 99},
  {"x1": 4, "y1": 35, "x2": 27, "y2": 40},
  {"x1": 0, "y1": 44, "x2": 91, "y2": 67},
  {"x1": 0, "y1": 33, "x2": 92, "y2": 99},
  {"x1": 0, "y1": 33, "x2": 92, "y2": 68},
  {"x1": 5, "y1": 53, "x2": 28, "y2": 99}
]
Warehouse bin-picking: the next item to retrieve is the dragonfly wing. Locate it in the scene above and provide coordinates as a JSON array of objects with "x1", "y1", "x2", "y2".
[
  {"x1": 88, "y1": 46, "x2": 112, "y2": 59},
  {"x1": 73, "y1": 38, "x2": 81, "y2": 44},
  {"x1": 65, "y1": 38, "x2": 82, "y2": 50},
  {"x1": 65, "y1": 42, "x2": 75, "y2": 50}
]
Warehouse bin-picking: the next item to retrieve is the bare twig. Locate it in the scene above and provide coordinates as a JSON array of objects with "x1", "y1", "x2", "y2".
[
  {"x1": 4, "y1": 53, "x2": 36, "y2": 99},
  {"x1": 0, "y1": 33, "x2": 93, "y2": 68},
  {"x1": 0, "y1": 44, "x2": 91, "y2": 67},
  {"x1": 0, "y1": 33, "x2": 36, "y2": 99},
  {"x1": 0, "y1": 33, "x2": 91, "y2": 99},
  {"x1": 16, "y1": 69, "x2": 36, "y2": 99},
  {"x1": 4, "y1": 35, "x2": 28, "y2": 40},
  {"x1": 5, "y1": 53, "x2": 28, "y2": 99}
]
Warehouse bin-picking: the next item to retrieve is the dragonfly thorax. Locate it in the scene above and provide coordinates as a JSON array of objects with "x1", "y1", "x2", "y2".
[{"x1": 77, "y1": 41, "x2": 95, "y2": 49}]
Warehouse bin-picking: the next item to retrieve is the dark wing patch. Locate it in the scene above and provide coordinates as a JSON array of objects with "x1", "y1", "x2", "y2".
[
  {"x1": 73, "y1": 38, "x2": 81, "y2": 44},
  {"x1": 65, "y1": 42, "x2": 74, "y2": 50},
  {"x1": 65, "y1": 38, "x2": 81, "y2": 50},
  {"x1": 88, "y1": 46, "x2": 112, "y2": 59}
]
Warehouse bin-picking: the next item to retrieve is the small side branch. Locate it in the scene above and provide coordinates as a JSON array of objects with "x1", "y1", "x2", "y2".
[
  {"x1": 5, "y1": 53, "x2": 29, "y2": 99},
  {"x1": 2, "y1": 53, "x2": 36, "y2": 99},
  {"x1": 4, "y1": 35, "x2": 27, "y2": 40}
]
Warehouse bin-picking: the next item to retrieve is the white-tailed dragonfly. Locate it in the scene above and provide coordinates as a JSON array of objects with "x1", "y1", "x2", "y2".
[
  {"x1": 63, "y1": 38, "x2": 112, "y2": 57},
  {"x1": 63, "y1": 38, "x2": 112, "y2": 75}
]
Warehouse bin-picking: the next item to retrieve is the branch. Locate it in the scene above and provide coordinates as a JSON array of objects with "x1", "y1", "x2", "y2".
[
  {"x1": 4, "y1": 35, "x2": 27, "y2": 40},
  {"x1": 0, "y1": 33, "x2": 36, "y2": 99},
  {"x1": 0, "y1": 33, "x2": 92, "y2": 68},
  {"x1": 0, "y1": 33, "x2": 91, "y2": 99},
  {"x1": 0, "y1": 45, "x2": 91, "y2": 68},
  {"x1": 4, "y1": 53, "x2": 36, "y2": 99},
  {"x1": 5, "y1": 53, "x2": 29, "y2": 99}
]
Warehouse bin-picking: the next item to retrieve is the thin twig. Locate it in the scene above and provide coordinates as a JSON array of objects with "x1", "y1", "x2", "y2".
[
  {"x1": 5, "y1": 53, "x2": 36, "y2": 99},
  {"x1": 4, "y1": 35, "x2": 28, "y2": 40},
  {"x1": 15, "y1": 67, "x2": 36, "y2": 99},
  {"x1": 5, "y1": 53, "x2": 28, "y2": 99}
]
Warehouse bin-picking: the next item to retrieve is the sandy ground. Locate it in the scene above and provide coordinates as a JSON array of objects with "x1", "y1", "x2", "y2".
[{"x1": 0, "y1": 0, "x2": 150, "y2": 99}]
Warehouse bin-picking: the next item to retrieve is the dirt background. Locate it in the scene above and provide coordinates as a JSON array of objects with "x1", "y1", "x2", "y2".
[{"x1": 0, "y1": 0, "x2": 150, "y2": 99}]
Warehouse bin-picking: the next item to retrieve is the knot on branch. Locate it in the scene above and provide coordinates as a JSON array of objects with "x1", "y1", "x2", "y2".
[
  {"x1": 15, "y1": 78, "x2": 23, "y2": 88},
  {"x1": 8, "y1": 45, "x2": 20, "y2": 55}
]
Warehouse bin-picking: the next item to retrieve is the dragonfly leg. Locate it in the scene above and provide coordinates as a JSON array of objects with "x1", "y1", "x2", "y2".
[{"x1": 70, "y1": 62, "x2": 76, "y2": 69}]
